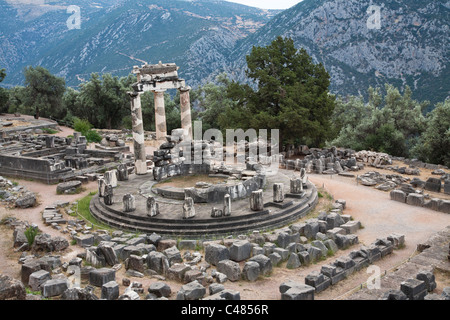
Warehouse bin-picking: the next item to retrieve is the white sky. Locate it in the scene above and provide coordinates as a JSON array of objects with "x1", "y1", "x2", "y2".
[{"x1": 226, "y1": 0, "x2": 303, "y2": 10}]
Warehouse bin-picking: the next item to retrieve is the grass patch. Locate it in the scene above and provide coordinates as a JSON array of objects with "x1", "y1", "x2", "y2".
[
  {"x1": 74, "y1": 193, "x2": 113, "y2": 231},
  {"x1": 26, "y1": 288, "x2": 41, "y2": 295},
  {"x1": 42, "y1": 127, "x2": 58, "y2": 134}
]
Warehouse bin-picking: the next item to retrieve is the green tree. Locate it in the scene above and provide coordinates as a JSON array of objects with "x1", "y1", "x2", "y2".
[
  {"x1": 330, "y1": 84, "x2": 427, "y2": 157},
  {"x1": 23, "y1": 66, "x2": 66, "y2": 119},
  {"x1": 139, "y1": 91, "x2": 181, "y2": 132},
  {"x1": 75, "y1": 73, "x2": 133, "y2": 129},
  {"x1": 0, "y1": 68, "x2": 9, "y2": 113},
  {"x1": 225, "y1": 36, "x2": 335, "y2": 147},
  {"x1": 412, "y1": 100, "x2": 450, "y2": 167},
  {"x1": 196, "y1": 73, "x2": 235, "y2": 132}
]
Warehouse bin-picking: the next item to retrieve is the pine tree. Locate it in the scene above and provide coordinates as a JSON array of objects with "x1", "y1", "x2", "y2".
[{"x1": 225, "y1": 36, "x2": 335, "y2": 147}]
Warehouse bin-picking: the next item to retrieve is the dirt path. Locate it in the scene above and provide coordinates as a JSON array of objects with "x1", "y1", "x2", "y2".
[
  {"x1": 219, "y1": 172, "x2": 450, "y2": 300},
  {"x1": 0, "y1": 180, "x2": 98, "y2": 279},
  {"x1": 1, "y1": 168, "x2": 449, "y2": 300}
]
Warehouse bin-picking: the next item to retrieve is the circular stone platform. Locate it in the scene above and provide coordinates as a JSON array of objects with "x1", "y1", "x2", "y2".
[{"x1": 90, "y1": 170, "x2": 318, "y2": 239}]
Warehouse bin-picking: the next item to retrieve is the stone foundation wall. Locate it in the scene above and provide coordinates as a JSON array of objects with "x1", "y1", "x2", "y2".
[{"x1": 0, "y1": 154, "x2": 73, "y2": 183}]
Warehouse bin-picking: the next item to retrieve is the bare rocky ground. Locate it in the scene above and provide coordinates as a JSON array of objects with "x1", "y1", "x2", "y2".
[
  {"x1": 0, "y1": 120, "x2": 449, "y2": 300},
  {"x1": 1, "y1": 168, "x2": 449, "y2": 300}
]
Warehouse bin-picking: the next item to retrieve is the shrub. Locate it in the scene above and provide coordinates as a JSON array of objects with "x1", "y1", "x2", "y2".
[
  {"x1": 85, "y1": 129, "x2": 102, "y2": 143},
  {"x1": 73, "y1": 117, "x2": 102, "y2": 143},
  {"x1": 73, "y1": 117, "x2": 92, "y2": 134},
  {"x1": 24, "y1": 226, "x2": 39, "y2": 246}
]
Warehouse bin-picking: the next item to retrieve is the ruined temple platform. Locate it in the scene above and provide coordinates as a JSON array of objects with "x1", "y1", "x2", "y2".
[{"x1": 90, "y1": 170, "x2": 318, "y2": 239}]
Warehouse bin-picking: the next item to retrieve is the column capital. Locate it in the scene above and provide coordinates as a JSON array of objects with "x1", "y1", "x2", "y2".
[
  {"x1": 179, "y1": 86, "x2": 191, "y2": 92},
  {"x1": 127, "y1": 91, "x2": 140, "y2": 98}
]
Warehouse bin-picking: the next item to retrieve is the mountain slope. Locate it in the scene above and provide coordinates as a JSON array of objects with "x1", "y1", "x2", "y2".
[
  {"x1": 1, "y1": 0, "x2": 448, "y2": 105},
  {"x1": 0, "y1": 0, "x2": 276, "y2": 87},
  {"x1": 230, "y1": 0, "x2": 450, "y2": 103}
]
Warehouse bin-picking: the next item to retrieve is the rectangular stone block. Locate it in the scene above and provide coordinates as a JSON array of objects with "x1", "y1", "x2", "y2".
[
  {"x1": 304, "y1": 271, "x2": 331, "y2": 293},
  {"x1": 400, "y1": 278, "x2": 427, "y2": 300},
  {"x1": 387, "y1": 233, "x2": 405, "y2": 249},
  {"x1": 360, "y1": 245, "x2": 381, "y2": 263},
  {"x1": 438, "y1": 200, "x2": 450, "y2": 214},
  {"x1": 444, "y1": 180, "x2": 450, "y2": 195},
  {"x1": 297, "y1": 251, "x2": 311, "y2": 265},
  {"x1": 167, "y1": 264, "x2": 192, "y2": 282},
  {"x1": 424, "y1": 178, "x2": 441, "y2": 193},
  {"x1": 89, "y1": 268, "x2": 115, "y2": 287},
  {"x1": 406, "y1": 193, "x2": 424, "y2": 207},
  {"x1": 281, "y1": 285, "x2": 315, "y2": 300},
  {"x1": 229, "y1": 240, "x2": 252, "y2": 262},
  {"x1": 42, "y1": 279, "x2": 68, "y2": 298},
  {"x1": 340, "y1": 221, "x2": 361, "y2": 234},
  {"x1": 326, "y1": 227, "x2": 345, "y2": 240},
  {"x1": 101, "y1": 281, "x2": 119, "y2": 300},
  {"x1": 390, "y1": 189, "x2": 406, "y2": 202},
  {"x1": 303, "y1": 221, "x2": 320, "y2": 239},
  {"x1": 28, "y1": 270, "x2": 51, "y2": 292}
]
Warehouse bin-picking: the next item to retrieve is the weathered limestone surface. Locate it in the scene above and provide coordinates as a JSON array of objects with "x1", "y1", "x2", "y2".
[
  {"x1": 104, "y1": 184, "x2": 114, "y2": 206},
  {"x1": 250, "y1": 189, "x2": 264, "y2": 211},
  {"x1": 273, "y1": 183, "x2": 284, "y2": 203},
  {"x1": 129, "y1": 92, "x2": 147, "y2": 175},
  {"x1": 146, "y1": 196, "x2": 159, "y2": 217},
  {"x1": 123, "y1": 194, "x2": 136, "y2": 212},
  {"x1": 154, "y1": 89, "x2": 167, "y2": 142},
  {"x1": 223, "y1": 194, "x2": 231, "y2": 216},
  {"x1": 179, "y1": 86, "x2": 193, "y2": 141},
  {"x1": 104, "y1": 170, "x2": 118, "y2": 188},
  {"x1": 290, "y1": 178, "x2": 303, "y2": 194},
  {"x1": 182, "y1": 197, "x2": 196, "y2": 219}
]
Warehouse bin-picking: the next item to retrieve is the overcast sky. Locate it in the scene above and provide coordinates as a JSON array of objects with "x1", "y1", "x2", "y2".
[{"x1": 226, "y1": 0, "x2": 303, "y2": 10}]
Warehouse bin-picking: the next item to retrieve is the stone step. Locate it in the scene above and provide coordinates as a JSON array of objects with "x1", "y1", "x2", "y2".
[{"x1": 89, "y1": 188, "x2": 319, "y2": 238}]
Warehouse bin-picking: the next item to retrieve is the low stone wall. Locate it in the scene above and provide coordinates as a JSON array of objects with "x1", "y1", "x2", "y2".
[
  {"x1": 304, "y1": 235, "x2": 403, "y2": 294},
  {"x1": 153, "y1": 163, "x2": 211, "y2": 181},
  {"x1": 390, "y1": 189, "x2": 450, "y2": 214},
  {"x1": 0, "y1": 154, "x2": 73, "y2": 184}
]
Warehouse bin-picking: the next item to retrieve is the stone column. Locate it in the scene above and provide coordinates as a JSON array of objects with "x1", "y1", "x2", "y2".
[
  {"x1": 211, "y1": 207, "x2": 223, "y2": 218},
  {"x1": 250, "y1": 189, "x2": 264, "y2": 211},
  {"x1": 273, "y1": 183, "x2": 284, "y2": 203},
  {"x1": 45, "y1": 136, "x2": 55, "y2": 148},
  {"x1": 117, "y1": 164, "x2": 129, "y2": 181},
  {"x1": 223, "y1": 194, "x2": 231, "y2": 217},
  {"x1": 179, "y1": 86, "x2": 193, "y2": 141},
  {"x1": 300, "y1": 168, "x2": 307, "y2": 184},
  {"x1": 104, "y1": 170, "x2": 118, "y2": 188},
  {"x1": 153, "y1": 89, "x2": 167, "y2": 143},
  {"x1": 123, "y1": 194, "x2": 136, "y2": 212},
  {"x1": 290, "y1": 178, "x2": 303, "y2": 194},
  {"x1": 183, "y1": 197, "x2": 196, "y2": 219},
  {"x1": 104, "y1": 185, "x2": 114, "y2": 206},
  {"x1": 73, "y1": 132, "x2": 81, "y2": 143},
  {"x1": 129, "y1": 92, "x2": 147, "y2": 175},
  {"x1": 147, "y1": 196, "x2": 159, "y2": 217},
  {"x1": 98, "y1": 178, "x2": 107, "y2": 197}
]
